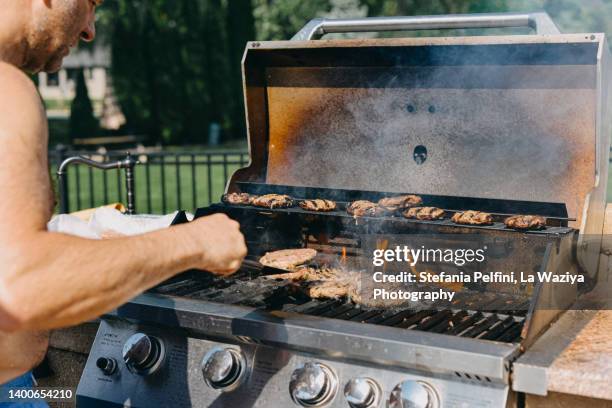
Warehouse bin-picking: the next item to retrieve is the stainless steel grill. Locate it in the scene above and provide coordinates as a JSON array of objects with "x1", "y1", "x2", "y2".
[{"x1": 77, "y1": 12, "x2": 611, "y2": 408}]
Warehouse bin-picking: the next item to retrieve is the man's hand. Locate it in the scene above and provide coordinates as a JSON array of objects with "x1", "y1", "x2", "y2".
[{"x1": 189, "y1": 214, "x2": 247, "y2": 276}]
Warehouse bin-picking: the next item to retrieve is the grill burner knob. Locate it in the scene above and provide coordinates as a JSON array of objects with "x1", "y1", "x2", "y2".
[
  {"x1": 389, "y1": 380, "x2": 438, "y2": 408},
  {"x1": 344, "y1": 378, "x2": 380, "y2": 408},
  {"x1": 95, "y1": 357, "x2": 117, "y2": 376},
  {"x1": 289, "y1": 362, "x2": 338, "y2": 407},
  {"x1": 122, "y1": 333, "x2": 164, "y2": 375},
  {"x1": 201, "y1": 347, "x2": 246, "y2": 390}
]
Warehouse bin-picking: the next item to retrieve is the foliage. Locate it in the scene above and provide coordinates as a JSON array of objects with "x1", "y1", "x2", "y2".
[
  {"x1": 100, "y1": 1, "x2": 242, "y2": 145},
  {"x1": 97, "y1": 0, "x2": 612, "y2": 146},
  {"x1": 253, "y1": 0, "x2": 331, "y2": 40},
  {"x1": 69, "y1": 68, "x2": 99, "y2": 141}
]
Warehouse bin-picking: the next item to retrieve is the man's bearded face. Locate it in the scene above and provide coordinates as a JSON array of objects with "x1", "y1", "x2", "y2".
[{"x1": 24, "y1": 0, "x2": 100, "y2": 73}]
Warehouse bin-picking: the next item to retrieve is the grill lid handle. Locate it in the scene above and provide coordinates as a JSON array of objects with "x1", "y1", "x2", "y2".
[{"x1": 291, "y1": 12, "x2": 560, "y2": 40}]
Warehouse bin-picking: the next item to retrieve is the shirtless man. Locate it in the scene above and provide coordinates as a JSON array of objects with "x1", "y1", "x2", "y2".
[{"x1": 0, "y1": 0, "x2": 247, "y2": 386}]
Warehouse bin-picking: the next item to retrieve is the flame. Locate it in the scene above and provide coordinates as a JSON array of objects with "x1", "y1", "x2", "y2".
[
  {"x1": 376, "y1": 239, "x2": 389, "y2": 251},
  {"x1": 341, "y1": 247, "x2": 347, "y2": 264},
  {"x1": 377, "y1": 239, "x2": 389, "y2": 272},
  {"x1": 408, "y1": 255, "x2": 418, "y2": 276},
  {"x1": 421, "y1": 268, "x2": 464, "y2": 292}
]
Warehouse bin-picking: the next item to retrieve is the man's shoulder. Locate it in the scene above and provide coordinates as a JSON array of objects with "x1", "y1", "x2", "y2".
[
  {"x1": 0, "y1": 62, "x2": 39, "y2": 95},
  {"x1": 0, "y1": 63, "x2": 45, "y2": 135}
]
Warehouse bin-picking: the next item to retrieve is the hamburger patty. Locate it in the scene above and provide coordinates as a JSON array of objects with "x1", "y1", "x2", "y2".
[
  {"x1": 505, "y1": 215, "x2": 546, "y2": 230},
  {"x1": 265, "y1": 266, "x2": 338, "y2": 281},
  {"x1": 222, "y1": 192, "x2": 255, "y2": 205},
  {"x1": 305, "y1": 269, "x2": 360, "y2": 299},
  {"x1": 251, "y1": 194, "x2": 294, "y2": 209},
  {"x1": 378, "y1": 195, "x2": 422, "y2": 211},
  {"x1": 265, "y1": 266, "x2": 358, "y2": 300},
  {"x1": 451, "y1": 210, "x2": 493, "y2": 225},
  {"x1": 299, "y1": 199, "x2": 337, "y2": 212},
  {"x1": 307, "y1": 280, "x2": 353, "y2": 299},
  {"x1": 259, "y1": 248, "x2": 317, "y2": 270},
  {"x1": 403, "y1": 206, "x2": 445, "y2": 220},
  {"x1": 267, "y1": 266, "x2": 407, "y2": 307},
  {"x1": 347, "y1": 200, "x2": 386, "y2": 217}
]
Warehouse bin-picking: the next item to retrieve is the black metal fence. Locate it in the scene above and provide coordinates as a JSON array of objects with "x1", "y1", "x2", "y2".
[{"x1": 49, "y1": 147, "x2": 250, "y2": 214}]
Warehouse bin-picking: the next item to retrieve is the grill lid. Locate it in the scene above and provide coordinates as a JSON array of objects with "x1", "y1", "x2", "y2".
[{"x1": 231, "y1": 13, "x2": 611, "y2": 277}]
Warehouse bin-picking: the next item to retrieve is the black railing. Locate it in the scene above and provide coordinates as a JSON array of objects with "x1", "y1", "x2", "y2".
[{"x1": 50, "y1": 147, "x2": 250, "y2": 214}]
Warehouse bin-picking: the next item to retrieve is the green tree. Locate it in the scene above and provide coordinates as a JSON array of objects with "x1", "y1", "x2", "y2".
[
  {"x1": 96, "y1": 0, "x2": 612, "y2": 147},
  {"x1": 227, "y1": 0, "x2": 256, "y2": 139},
  {"x1": 253, "y1": 0, "x2": 332, "y2": 40},
  {"x1": 104, "y1": 0, "x2": 234, "y2": 145},
  {"x1": 69, "y1": 68, "x2": 99, "y2": 141}
]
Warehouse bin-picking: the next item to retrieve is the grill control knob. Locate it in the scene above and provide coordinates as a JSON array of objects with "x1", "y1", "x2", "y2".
[
  {"x1": 389, "y1": 380, "x2": 439, "y2": 408},
  {"x1": 96, "y1": 357, "x2": 117, "y2": 376},
  {"x1": 201, "y1": 347, "x2": 246, "y2": 391},
  {"x1": 122, "y1": 333, "x2": 164, "y2": 375},
  {"x1": 344, "y1": 378, "x2": 380, "y2": 408},
  {"x1": 289, "y1": 362, "x2": 338, "y2": 407}
]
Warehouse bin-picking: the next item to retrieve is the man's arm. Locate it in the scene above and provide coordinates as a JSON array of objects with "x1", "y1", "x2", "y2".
[{"x1": 0, "y1": 63, "x2": 247, "y2": 332}]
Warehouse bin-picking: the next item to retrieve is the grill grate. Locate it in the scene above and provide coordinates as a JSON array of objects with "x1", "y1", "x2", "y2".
[
  {"x1": 282, "y1": 300, "x2": 523, "y2": 342},
  {"x1": 151, "y1": 264, "x2": 525, "y2": 344},
  {"x1": 202, "y1": 202, "x2": 573, "y2": 235}
]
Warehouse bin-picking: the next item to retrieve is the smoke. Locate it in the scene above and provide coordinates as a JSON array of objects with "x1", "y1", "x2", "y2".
[{"x1": 266, "y1": 40, "x2": 597, "y2": 218}]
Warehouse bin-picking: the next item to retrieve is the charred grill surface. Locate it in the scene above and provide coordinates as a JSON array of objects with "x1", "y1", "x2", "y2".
[{"x1": 150, "y1": 264, "x2": 526, "y2": 344}]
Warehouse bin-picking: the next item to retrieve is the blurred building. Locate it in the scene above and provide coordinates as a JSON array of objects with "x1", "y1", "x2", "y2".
[{"x1": 37, "y1": 45, "x2": 125, "y2": 130}]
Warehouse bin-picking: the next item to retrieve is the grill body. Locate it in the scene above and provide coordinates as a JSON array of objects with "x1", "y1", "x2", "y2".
[{"x1": 77, "y1": 13, "x2": 610, "y2": 408}]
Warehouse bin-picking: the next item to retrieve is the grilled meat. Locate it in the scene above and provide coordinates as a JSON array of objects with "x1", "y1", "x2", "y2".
[
  {"x1": 403, "y1": 206, "x2": 445, "y2": 220},
  {"x1": 251, "y1": 194, "x2": 294, "y2": 209},
  {"x1": 222, "y1": 192, "x2": 255, "y2": 205},
  {"x1": 265, "y1": 266, "x2": 359, "y2": 300},
  {"x1": 306, "y1": 269, "x2": 360, "y2": 299},
  {"x1": 265, "y1": 266, "x2": 337, "y2": 281},
  {"x1": 259, "y1": 248, "x2": 317, "y2": 270},
  {"x1": 308, "y1": 280, "x2": 352, "y2": 299},
  {"x1": 378, "y1": 195, "x2": 422, "y2": 211},
  {"x1": 305, "y1": 271, "x2": 410, "y2": 307},
  {"x1": 347, "y1": 200, "x2": 386, "y2": 217},
  {"x1": 299, "y1": 199, "x2": 337, "y2": 212},
  {"x1": 451, "y1": 210, "x2": 493, "y2": 225},
  {"x1": 272, "y1": 266, "x2": 408, "y2": 307},
  {"x1": 505, "y1": 215, "x2": 546, "y2": 230}
]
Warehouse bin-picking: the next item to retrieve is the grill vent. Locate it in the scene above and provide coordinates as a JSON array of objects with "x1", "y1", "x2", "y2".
[{"x1": 454, "y1": 372, "x2": 493, "y2": 384}]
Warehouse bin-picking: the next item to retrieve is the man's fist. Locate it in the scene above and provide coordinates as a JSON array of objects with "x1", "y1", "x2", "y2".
[{"x1": 189, "y1": 213, "x2": 247, "y2": 275}]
